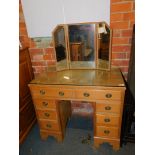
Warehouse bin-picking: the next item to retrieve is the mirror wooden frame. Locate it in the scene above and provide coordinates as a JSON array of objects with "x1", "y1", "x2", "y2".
[{"x1": 52, "y1": 21, "x2": 112, "y2": 71}]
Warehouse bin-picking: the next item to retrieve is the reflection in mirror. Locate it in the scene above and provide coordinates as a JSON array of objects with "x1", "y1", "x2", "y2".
[
  {"x1": 97, "y1": 22, "x2": 111, "y2": 70},
  {"x1": 68, "y1": 24, "x2": 95, "y2": 69},
  {"x1": 53, "y1": 26, "x2": 68, "y2": 70}
]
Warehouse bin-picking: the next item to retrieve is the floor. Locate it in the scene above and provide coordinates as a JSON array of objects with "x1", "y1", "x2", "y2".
[{"x1": 20, "y1": 115, "x2": 135, "y2": 155}]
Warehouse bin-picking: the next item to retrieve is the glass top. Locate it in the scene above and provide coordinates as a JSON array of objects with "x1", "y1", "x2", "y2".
[{"x1": 30, "y1": 68, "x2": 125, "y2": 87}]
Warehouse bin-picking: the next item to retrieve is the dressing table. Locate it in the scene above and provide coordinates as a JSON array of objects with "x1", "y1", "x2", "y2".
[{"x1": 29, "y1": 22, "x2": 126, "y2": 150}]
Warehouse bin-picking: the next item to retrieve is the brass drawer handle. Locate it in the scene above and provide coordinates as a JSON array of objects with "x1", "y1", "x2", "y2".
[
  {"x1": 44, "y1": 113, "x2": 50, "y2": 117},
  {"x1": 105, "y1": 93, "x2": 112, "y2": 98},
  {"x1": 59, "y1": 91, "x2": 64, "y2": 96},
  {"x1": 104, "y1": 130, "x2": 110, "y2": 134},
  {"x1": 83, "y1": 92, "x2": 90, "y2": 97},
  {"x1": 46, "y1": 124, "x2": 52, "y2": 128},
  {"x1": 40, "y1": 90, "x2": 45, "y2": 95},
  {"x1": 104, "y1": 118, "x2": 110, "y2": 122},
  {"x1": 105, "y1": 106, "x2": 111, "y2": 110},
  {"x1": 42, "y1": 102, "x2": 48, "y2": 107}
]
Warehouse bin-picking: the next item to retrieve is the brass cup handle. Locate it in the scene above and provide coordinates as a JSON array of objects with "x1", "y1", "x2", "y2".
[
  {"x1": 40, "y1": 90, "x2": 45, "y2": 95},
  {"x1": 105, "y1": 93, "x2": 112, "y2": 98},
  {"x1": 59, "y1": 91, "x2": 64, "y2": 96},
  {"x1": 44, "y1": 113, "x2": 50, "y2": 117},
  {"x1": 104, "y1": 118, "x2": 110, "y2": 122},
  {"x1": 104, "y1": 130, "x2": 110, "y2": 134},
  {"x1": 46, "y1": 124, "x2": 52, "y2": 128},
  {"x1": 83, "y1": 92, "x2": 90, "y2": 97},
  {"x1": 42, "y1": 102, "x2": 48, "y2": 107},
  {"x1": 105, "y1": 106, "x2": 111, "y2": 110}
]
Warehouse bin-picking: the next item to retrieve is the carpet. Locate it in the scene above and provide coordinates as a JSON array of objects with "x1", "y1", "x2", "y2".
[{"x1": 20, "y1": 119, "x2": 134, "y2": 155}]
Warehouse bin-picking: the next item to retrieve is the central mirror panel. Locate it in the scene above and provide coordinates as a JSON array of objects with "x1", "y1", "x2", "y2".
[{"x1": 68, "y1": 24, "x2": 96, "y2": 69}]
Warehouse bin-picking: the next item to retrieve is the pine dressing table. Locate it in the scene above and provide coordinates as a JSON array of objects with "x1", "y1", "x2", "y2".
[{"x1": 28, "y1": 22, "x2": 126, "y2": 150}]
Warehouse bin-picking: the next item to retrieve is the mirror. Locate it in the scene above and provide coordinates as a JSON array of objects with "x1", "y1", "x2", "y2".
[
  {"x1": 97, "y1": 22, "x2": 111, "y2": 70},
  {"x1": 53, "y1": 25, "x2": 68, "y2": 70},
  {"x1": 68, "y1": 24, "x2": 96, "y2": 69},
  {"x1": 52, "y1": 21, "x2": 112, "y2": 71}
]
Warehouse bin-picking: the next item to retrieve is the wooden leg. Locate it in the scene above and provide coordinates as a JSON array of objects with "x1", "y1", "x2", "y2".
[
  {"x1": 40, "y1": 132, "x2": 48, "y2": 140},
  {"x1": 94, "y1": 138, "x2": 102, "y2": 149},
  {"x1": 53, "y1": 134, "x2": 63, "y2": 143},
  {"x1": 94, "y1": 137, "x2": 120, "y2": 151},
  {"x1": 112, "y1": 142, "x2": 120, "y2": 151},
  {"x1": 40, "y1": 130, "x2": 64, "y2": 142},
  {"x1": 94, "y1": 142, "x2": 100, "y2": 149}
]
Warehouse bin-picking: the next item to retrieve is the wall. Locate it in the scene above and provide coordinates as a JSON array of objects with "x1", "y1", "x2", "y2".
[
  {"x1": 19, "y1": 0, "x2": 56, "y2": 77},
  {"x1": 19, "y1": 0, "x2": 135, "y2": 114},
  {"x1": 21, "y1": 0, "x2": 110, "y2": 37},
  {"x1": 110, "y1": 0, "x2": 135, "y2": 78}
]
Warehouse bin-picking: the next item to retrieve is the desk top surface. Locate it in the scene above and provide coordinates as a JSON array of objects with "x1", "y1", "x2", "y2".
[{"x1": 30, "y1": 68, "x2": 125, "y2": 87}]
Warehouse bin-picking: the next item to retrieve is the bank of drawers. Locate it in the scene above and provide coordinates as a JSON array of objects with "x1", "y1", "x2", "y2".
[
  {"x1": 33, "y1": 98, "x2": 61, "y2": 132},
  {"x1": 95, "y1": 99, "x2": 122, "y2": 139}
]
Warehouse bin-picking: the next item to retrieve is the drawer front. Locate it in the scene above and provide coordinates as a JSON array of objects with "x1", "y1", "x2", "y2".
[
  {"x1": 53, "y1": 89, "x2": 73, "y2": 98},
  {"x1": 96, "y1": 126, "x2": 119, "y2": 138},
  {"x1": 33, "y1": 99, "x2": 56, "y2": 110},
  {"x1": 94, "y1": 90, "x2": 122, "y2": 100},
  {"x1": 96, "y1": 101, "x2": 121, "y2": 114},
  {"x1": 30, "y1": 86, "x2": 53, "y2": 97},
  {"x1": 30, "y1": 86, "x2": 73, "y2": 99},
  {"x1": 96, "y1": 114, "x2": 120, "y2": 126},
  {"x1": 36, "y1": 110, "x2": 57, "y2": 120},
  {"x1": 39, "y1": 120, "x2": 60, "y2": 131},
  {"x1": 75, "y1": 89, "x2": 95, "y2": 100}
]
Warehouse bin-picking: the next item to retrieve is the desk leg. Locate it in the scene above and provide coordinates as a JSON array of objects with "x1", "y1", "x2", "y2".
[
  {"x1": 94, "y1": 137, "x2": 120, "y2": 151},
  {"x1": 40, "y1": 130, "x2": 63, "y2": 142},
  {"x1": 40, "y1": 132, "x2": 48, "y2": 140},
  {"x1": 54, "y1": 134, "x2": 63, "y2": 143}
]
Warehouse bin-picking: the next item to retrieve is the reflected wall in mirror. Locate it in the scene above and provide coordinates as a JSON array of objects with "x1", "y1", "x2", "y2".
[
  {"x1": 53, "y1": 25, "x2": 68, "y2": 70},
  {"x1": 97, "y1": 22, "x2": 111, "y2": 70},
  {"x1": 68, "y1": 24, "x2": 96, "y2": 69}
]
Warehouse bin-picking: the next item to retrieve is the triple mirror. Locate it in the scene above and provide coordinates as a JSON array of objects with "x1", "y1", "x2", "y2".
[{"x1": 52, "y1": 21, "x2": 112, "y2": 71}]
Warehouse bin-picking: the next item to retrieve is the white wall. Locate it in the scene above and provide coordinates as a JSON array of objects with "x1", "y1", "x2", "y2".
[{"x1": 21, "y1": 0, "x2": 110, "y2": 38}]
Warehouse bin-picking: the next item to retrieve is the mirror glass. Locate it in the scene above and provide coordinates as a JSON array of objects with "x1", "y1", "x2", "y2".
[
  {"x1": 53, "y1": 25, "x2": 68, "y2": 70},
  {"x1": 68, "y1": 24, "x2": 96, "y2": 69},
  {"x1": 97, "y1": 22, "x2": 111, "y2": 70}
]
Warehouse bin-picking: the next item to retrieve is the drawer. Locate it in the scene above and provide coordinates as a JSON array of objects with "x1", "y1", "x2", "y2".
[
  {"x1": 30, "y1": 86, "x2": 73, "y2": 99},
  {"x1": 75, "y1": 89, "x2": 95, "y2": 100},
  {"x1": 96, "y1": 100, "x2": 121, "y2": 114},
  {"x1": 36, "y1": 110, "x2": 57, "y2": 120},
  {"x1": 39, "y1": 120, "x2": 60, "y2": 131},
  {"x1": 96, "y1": 114, "x2": 120, "y2": 126},
  {"x1": 96, "y1": 126, "x2": 119, "y2": 138},
  {"x1": 33, "y1": 99, "x2": 56, "y2": 110},
  {"x1": 94, "y1": 90, "x2": 122, "y2": 100},
  {"x1": 52, "y1": 89, "x2": 73, "y2": 98}
]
